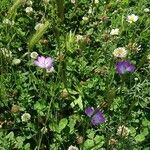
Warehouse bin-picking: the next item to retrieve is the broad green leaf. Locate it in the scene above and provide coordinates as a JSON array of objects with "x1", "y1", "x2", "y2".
[{"x1": 58, "y1": 118, "x2": 68, "y2": 133}]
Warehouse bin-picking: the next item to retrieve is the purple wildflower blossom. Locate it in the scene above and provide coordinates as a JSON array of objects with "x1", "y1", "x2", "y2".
[
  {"x1": 85, "y1": 107, "x2": 105, "y2": 126},
  {"x1": 34, "y1": 56, "x2": 53, "y2": 69},
  {"x1": 116, "y1": 61, "x2": 135, "y2": 74}
]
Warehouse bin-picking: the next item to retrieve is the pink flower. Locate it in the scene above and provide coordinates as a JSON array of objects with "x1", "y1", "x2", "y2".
[{"x1": 34, "y1": 56, "x2": 53, "y2": 69}]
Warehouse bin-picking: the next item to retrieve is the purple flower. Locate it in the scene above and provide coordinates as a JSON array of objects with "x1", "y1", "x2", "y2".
[
  {"x1": 85, "y1": 107, "x2": 105, "y2": 126},
  {"x1": 34, "y1": 56, "x2": 53, "y2": 69},
  {"x1": 116, "y1": 61, "x2": 135, "y2": 74}
]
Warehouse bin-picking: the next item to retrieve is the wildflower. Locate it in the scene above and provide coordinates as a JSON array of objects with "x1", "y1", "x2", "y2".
[
  {"x1": 30, "y1": 51, "x2": 38, "y2": 59},
  {"x1": 12, "y1": 59, "x2": 21, "y2": 65},
  {"x1": 1, "y1": 48, "x2": 12, "y2": 57},
  {"x1": 127, "y1": 14, "x2": 138, "y2": 23},
  {"x1": 18, "y1": 47, "x2": 23, "y2": 51},
  {"x1": 41, "y1": 127, "x2": 48, "y2": 134},
  {"x1": 113, "y1": 47, "x2": 127, "y2": 58},
  {"x1": 85, "y1": 107, "x2": 105, "y2": 125},
  {"x1": 109, "y1": 138, "x2": 118, "y2": 145},
  {"x1": 94, "y1": 0, "x2": 99, "y2": 4},
  {"x1": 144, "y1": 8, "x2": 150, "y2": 12},
  {"x1": 76, "y1": 135, "x2": 84, "y2": 144},
  {"x1": 68, "y1": 145, "x2": 78, "y2": 150},
  {"x1": 26, "y1": 0, "x2": 33, "y2": 5},
  {"x1": 34, "y1": 56, "x2": 53, "y2": 69},
  {"x1": 34, "y1": 23, "x2": 44, "y2": 31},
  {"x1": 116, "y1": 61, "x2": 135, "y2": 74},
  {"x1": 21, "y1": 113, "x2": 31, "y2": 122},
  {"x1": 76, "y1": 35, "x2": 84, "y2": 42},
  {"x1": 71, "y1": 0, "x2": 76, "y2": 4},
  {"x1": 11, "y1": 105, "x2": 20, "y2": 113},
  {"x1": 82, "y1": 16, "x2": 88, "y2": 21},
  {"x1": 25, "y1": 7, "x2": 33, "y2": 13},
  {"x1": 117, "y1": 125, "x2": 130, "y2": 137},
  {"x1": 110, "y1": 28, "x2": 119, "y2": 36}
]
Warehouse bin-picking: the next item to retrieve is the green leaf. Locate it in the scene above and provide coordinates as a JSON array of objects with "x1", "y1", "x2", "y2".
[
  {"x1": 83, "y1": 139, "x2": 94, "y2": 149},
  {"x1": 71, "y1": 95, "x2": 83, "y2": 110},
  {"x1": 58, "y1": 118, "x2": 68, "y2": 133},
  {"x1": 135, "y1": 134, "x2": 145, "y2": 142}
]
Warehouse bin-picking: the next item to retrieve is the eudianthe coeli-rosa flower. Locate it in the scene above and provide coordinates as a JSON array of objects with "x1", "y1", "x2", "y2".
[
  {"x1": 34, "y1": 56, "x2": 53, "y2": 70},
  {"x1": 116, "y1": 61, "x2": 135, "y2": 74},
  {"x1": 85, "y1": 107, "x2": 105, "y2": 125}
]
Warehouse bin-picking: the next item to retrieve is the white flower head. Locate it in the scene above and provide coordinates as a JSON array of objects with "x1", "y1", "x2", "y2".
[
  {"x1": 127, "y1": 14, "x2": 138, "y2": 23},
  {"x1": 12, "y1": 59, "x2": 21, "y2": 65},
  {"x1": 21, "y1": 113, "x2": 31, "y2": 122},
  {"x1": 110, "y1": 28, "x2": 119, "y2": 36},
  {"x1": 30, "y1": 51, "x2": 38, "y2": 59},
  {"x1": 1, "y1": 48, "x2": 12, "y2": 57},
  {"x1": 82, "y1": 16, "x2": 88, "y2": 21},
  {"x1": 41, "y1": 127, "x2": 48, "y2": 134},
  {"x1": 94, "y1": 0, "x2": 99, "y2": 4},
  {"x1": 117, "y1": 125, "x2": 130, "y2": 137},
  {"x1": 144, "y1": 8, "x2": 150, "y2": 12},
  {"x1": 27, "y1": 0, "x2": 33, "y2": 5},
  {"x1": 113, "y1": 47, "x2": 127, "y2": 58},
  {"x1": 88, "y1": 7, "x2": 93, "y2": 14},
  {"x1": 71, "y1": 0, "x2": 76, "y2": 4},
  {"x1": 76, "y1": 35, "x2": 84, "y2": 42},
  {"x1": 34, "y1": 23, "x2": 44, "y2": 31},
  {"x1": 25, "y1": 7, "x2": 33, "y2": 13},
  {"x1": 68, "y1": 145, "x2": 78, "y2": 150}
]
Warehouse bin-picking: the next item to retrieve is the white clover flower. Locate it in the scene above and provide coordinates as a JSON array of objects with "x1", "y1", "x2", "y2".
[
  {"x1": 1, "y1": 48, "x2": 12, "y2": 57},
  {"x1": 76, "y1": 35, "x2": 84, "y2": 42},
  {"x1": 94, "y1": 0, "x2": 99, "y2": 4},
  {"x1": 82, "y1": 16, "x2": 88, "y2": 21},
  {"x1": 25, "y1": 7, "x2": 33, "y2": 13},
  {"x1": 113, "y1": 47, "x2": 127, "y2": 58},
  {"x1": 27, "y1": 0, "x2": 33, "y2": 5},
  {"x1": 68, "y1": 145, "x2": 78, "y2": 150},
  {"x1": 110, "y1": 28, "x2": 119, "y2": 35},
  {"x1": 30, "y1": 51, "x2": 38, "y2": 59},
  {"x1": 41, "y1": 127, "x2": 48, "y2": 134},
  {"x1": 117, "y1": 125, "x2": 130, "y2": 137},
  {"x1": 71, "y1": 0, "x2": 76, "y2": 4},
  {"x1": 144, "y1": 8, "x2": 150, "y2": 12},
  {"x1": 127, "y1": 14, "x2": 138, "y2": 23},
  {"x1": 21, "y1": 113, "x2": 31, "y2": 122},
  {"x1": 34, "y1": 23, "x2": 44, "y2": 31},
  {"x1": 12, "y1": 59, "x2": 21, "y2": 65},
  {"x1": 18, "y1": 47, "x2": 23, "y2": 51}
]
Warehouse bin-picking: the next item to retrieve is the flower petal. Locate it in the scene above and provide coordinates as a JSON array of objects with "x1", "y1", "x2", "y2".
[
  {"x1": 45, "y1": 57, "x2": 53, "y2": 68},
  {"x1": 38, "y1": 56, "x2": 45, "y2": 64},
  {"x1": 91, "y1": 111, "x2": 105, "y2": 125},
  {"x1": 34, "y1": 60, "x2": 45, "y2": 68},
  {"x1": 85, "y1": 107, "x2": 94, "y2": 117}
]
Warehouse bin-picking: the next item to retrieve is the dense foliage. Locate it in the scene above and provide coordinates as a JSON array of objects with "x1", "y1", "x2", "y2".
[{"x1": 0, "y1": 0, "x2": 150, "y2": 149}]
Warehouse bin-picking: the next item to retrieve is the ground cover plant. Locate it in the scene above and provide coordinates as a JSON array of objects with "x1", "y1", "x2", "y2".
[{"x1": 0, "y1": 0, "x2": 150, "y2": 149}]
